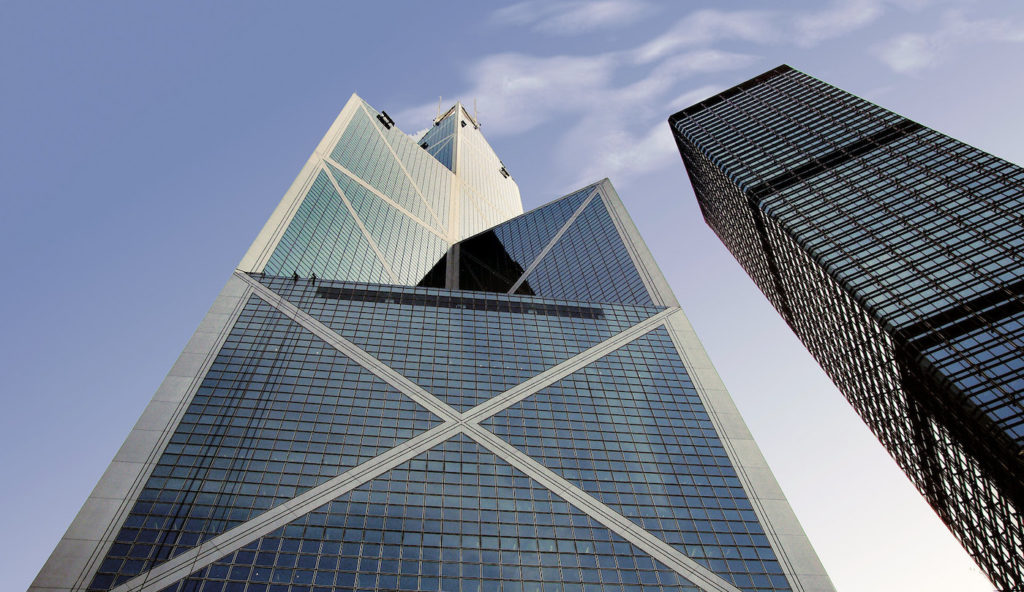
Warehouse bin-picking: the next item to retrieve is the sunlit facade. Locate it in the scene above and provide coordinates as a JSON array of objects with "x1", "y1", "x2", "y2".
[
  {"x1": 670, "y1": 64, "x2": 1024, "y2": 591},
  {"x1": 32, "y1": 95, "x2": 832, "y2": 592}
]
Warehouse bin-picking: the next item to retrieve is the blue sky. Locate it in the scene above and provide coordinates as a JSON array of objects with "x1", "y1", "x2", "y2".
[{"x1": 3, "y1": 1, "x2": 1023, "y2": 590}]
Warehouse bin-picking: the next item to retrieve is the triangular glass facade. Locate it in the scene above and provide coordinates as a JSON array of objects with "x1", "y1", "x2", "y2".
[
  {"x1": 419, "y1": 109, "x2": 457, "y2": 172},
  {"x1": 35, "y1": 93, "x2": 832, "y2": 592},
  {"x1": 511, "y1": 194, "x2": 653, "y2": 305}
]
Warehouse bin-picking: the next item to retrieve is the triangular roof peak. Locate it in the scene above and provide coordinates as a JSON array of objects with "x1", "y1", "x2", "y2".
[{"x1": 434, "y1": 101, "x2": 479, "y2": 128}]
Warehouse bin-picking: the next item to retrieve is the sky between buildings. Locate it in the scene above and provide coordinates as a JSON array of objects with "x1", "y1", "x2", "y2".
[{"x1": 2, "y1": 1, "x2": 1022, "y2": 590}]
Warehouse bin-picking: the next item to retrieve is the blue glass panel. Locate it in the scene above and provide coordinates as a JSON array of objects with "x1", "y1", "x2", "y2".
[
  {"x1": 331, "y1": 108, "x2": 438, "y2": 229},
  {"x1": 264, "y1": 169, "x2": 391, "y2": 283},
  {"x1": 923, "y1": 310, "x2": 1024, "y2": 442},
  {"x1": 257, "y1": 276, "x2": 666, "y2": 412},
  {"x1": 371, "y1": 104, "x2": 453, "y2": 230},
  {"x1": 484, "y1": 328, "x2": 791, "y2": 592},
  {"x1": 518, "y1": 195, "x2": 654, "y2": 306},
  {"x1": 327, "y1": 164, "x2": 449, "y2": 285},
  {"x1": 484, "y1": 184, "x2": 595, "y2": 275},
  {"x1": 766, "y1": 131, "x2": 1024, "y2": 328},
  {"x1": 88, "y1": 296, "x2": 442, "y2": 590},
  {"x1": 420, "y1": 111, "x2": 457, "y2": 171},
  {"x1": 161, "y1": 434, "x2": 701, "y2": 592},
  {"x1": 678, "y1": 68, "x2": 900, "y2": 190},
  {"x1": 428, "y1": 136, "x2": 455, "y2": 170}
]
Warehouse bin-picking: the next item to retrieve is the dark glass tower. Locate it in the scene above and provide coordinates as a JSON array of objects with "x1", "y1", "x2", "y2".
[
  {"x1": 669, "y1": 65, "x2": 1024, "y2": 590},
  {"x1": 32, "y1": 96, "x2": 833, "y2": 592}
]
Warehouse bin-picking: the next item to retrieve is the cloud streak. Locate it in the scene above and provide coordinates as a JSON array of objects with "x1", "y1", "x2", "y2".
[
  {"x1": 632, "y1": 9, "x2": 778, "y2": 64},
  {"x1": 492, "y1": 0, "x2": 654, "y2": 35},
  {"x1": 400, "y1": 7, "x2": 786, "y2": 191},
  {"x1": 410, "y1": 3, "x2": 1001, "y2": 192},
  {"x1": 794, "y1": 0, "x2": 886, "y2": 47},
  {"x1": 875, "y1": 9, "x2": 1024, "y2": 72},
  {"x1": 395, "y1": 44, "x2": 757, "y2": 191}
]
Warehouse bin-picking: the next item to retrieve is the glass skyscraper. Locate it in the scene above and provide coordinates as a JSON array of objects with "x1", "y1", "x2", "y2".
[
  {"x1": 669, "y1": 65, "x2": 1024, "y2": 591},
  {"x1": 32, "y1": 95, "x2": 833, "y2": 592}
]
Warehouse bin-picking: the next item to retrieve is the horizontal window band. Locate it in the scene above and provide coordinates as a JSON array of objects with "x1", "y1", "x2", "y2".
[
  {"x1": 900, "y1": 279, "x2": 1024, "y2": 349},
  {"x1": 314, "y1": 284, "x2": 609, "y2": 320},
  {"x1": 746, "y1": 119, "x2": 925, "y2": 201},
  {"x1": 669, "y1": 65, "x2": 794, "y2": 121}
]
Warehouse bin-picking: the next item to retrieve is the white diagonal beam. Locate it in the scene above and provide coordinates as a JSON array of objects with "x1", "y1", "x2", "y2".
[
  {"x1": 324, "y1": 156, "x2": 448, "y2": 243},
  {"x1": 461, "y1": 307, "x2": 678, "y2": 424},
  {"x1": 112, "y1": 277, "x2": 738, "y2": 592},
  {"x1": 508, "y1": 186, "x2": 600, "y2": 294},
  {"x1": 113, "y1": 423, "x2": 461, "y2": 592},
  {"x1": 358, "y1": 104, "x2": 446, "y2": 232},
  {"x1": 235, "y1": 271, "x2": 460, "y2": 423},
  {"x1": 321, "y1": 164, "x2": 400, "y2": 284},
  {"x1": 234, "y1": 276, "x2": 739, "y2": 592},
  {"x1": 463, "y1": 426, "x2": 743, "y2": 592}
]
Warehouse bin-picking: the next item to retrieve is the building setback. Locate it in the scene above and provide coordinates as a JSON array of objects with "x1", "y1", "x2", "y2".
[
  {"x1": 32, "y1": 95, "x2": 833, "y2": 592},
  {"x1": 669, "y1": 65, "x2": 1024, "y2": 591}
]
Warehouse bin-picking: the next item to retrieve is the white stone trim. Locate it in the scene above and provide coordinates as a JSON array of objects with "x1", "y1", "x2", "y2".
[
  {"x1": 508, "y1": 186, "x2": 600, "y2": 294},
  {"x1": 29, "y1": 276, "x2": 254, "y2": 592},
  {"x1": 449, "y1": 103, "x2": 465, "y2": 241},
  {"x1": 598, "y1": 179, "x2": 679, "y2": 308},
  {"x1": 238, "y1": 95, "x2": 363, "y2": 273},
  {"x1": 444, "y1": 243, "x2": 459, "y2": 290},
  {"x1": 321, "y1": 164, "x2": 400, "y2": 284},
  {"x1": 447, "y1": 171, "x2": 461, "y2": 243},
  {"x1": 662, "y1": 315, "x2": 835, "y2": 592}
]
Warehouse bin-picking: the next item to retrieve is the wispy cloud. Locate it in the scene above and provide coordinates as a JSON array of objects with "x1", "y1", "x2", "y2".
[
  {"x1": 563, "y1": 120, "x2": 677, "y2": 187},
  {"x1": 560, "y1": 50, "x2": 757, "y2": 185},
  {"x1": 396, "y1": 52, "x2": 618, "y2": 137},
  {"x1": 875, "y1": 9, "x2": 1024, "y2": 72},
  {"x1": 794, "y1": 0, "x2": 886, "y2": 47},
  {"x1": 399, "y1": 6, "x2": 779, "y2": 190},
  {"x1": 632, "y1": 9, "x2": 778, "y2": 64},
  {"x1": 876, "y1": 33, "x2": 936, "y2": 72},
  {"x1": 395, "y1": 44, "x2": 755, "y2": 190},
  {"x1": 408, "y1": 2, "x2": 983, "y2": 192},
  {"x1": 492, "y1": 0, "x2": 654, "y2": 35}
]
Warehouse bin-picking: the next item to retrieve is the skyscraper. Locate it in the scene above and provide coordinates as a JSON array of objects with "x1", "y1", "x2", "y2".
[
  {"x1": 32, "y1": 95, "x2": 833, "y2": 592},
  {"x1": 669, "y1": 65, "x2": 1024, "y2": 591}
]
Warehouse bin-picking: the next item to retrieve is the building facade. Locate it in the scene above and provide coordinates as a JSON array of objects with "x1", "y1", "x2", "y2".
[
  {"x1": 32, "y1": 95, "x2": 833, "y2": 592},
  {"x1": 669, "y1": 65, "x2": 1024, "y2": 590}
]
